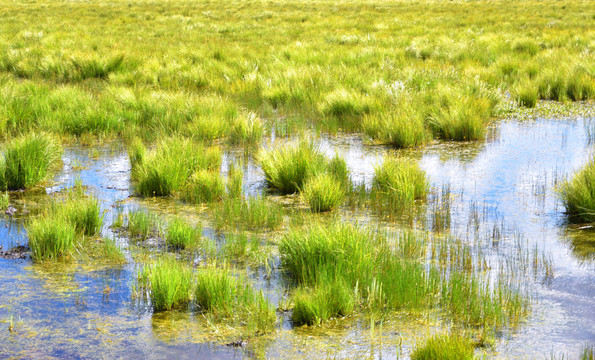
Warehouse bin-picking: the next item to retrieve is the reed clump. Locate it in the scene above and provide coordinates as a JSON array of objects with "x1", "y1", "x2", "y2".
[
  {"x1": 182, "y1": 170, "x2": 226, "y2": 204},
  {"x1": 127, "y1": 209, "x2": 157, "y2": 240},
  {"x1": 258, "y1": 141, "x2": 328, "y2": 194},
  {"x1": 146, "y1": 257, "x2": 193, "y2": 311},
  {"x1": 0, "y1": 133, "x2": 61, "y2": 190},
  {"x1": 213, "y1": 196, "x2": 284, "y2": 230},
  {"x1": 131, "y1": 137, "x2": 221, "y2": 197},
  {"x1": 166, "y1": 217, "x2": 201, "y2": 249},
  {"x1": 372, "y1": 157, "x2": 429, "y2": 210},
  {"x1": 194, "y1": 267, "x2": 276, "y2": 332},
  {"x1": 301, "y1": 173, "x2": 346, "y2": 212},
  {"x1": 411, "y1": 333, "x2": 476, "y2": 360},
  {"x1": 559, "y1": 158, "x2": 595, "y2": 223},
  {"x1": 27, "y1": 217, "x2": 76, "y2": 262}
]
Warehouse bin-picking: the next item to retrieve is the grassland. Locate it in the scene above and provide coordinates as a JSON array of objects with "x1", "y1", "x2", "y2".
[
  {"x1": 0, "y1": 0, "x2": 592, "y2": 144},
  {"x1": 1, "y1": 0, "x2": 593, "y2": 358}
]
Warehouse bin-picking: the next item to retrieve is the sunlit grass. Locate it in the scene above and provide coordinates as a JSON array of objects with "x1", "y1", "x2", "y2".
[
  {"x1": 27, "y1": 217, "x2": 76, "y2": 262},
  {"x1": 166, "y1": 217, "x2": 201, "y2": 250},
  {"x1": 560, "y1": 157, "x2": 595, "y2": 223},
  {"x1": 411, "y1": 333, "x2": 476, "y2": 360},
  {"x1": 0, "y1": 133, "x2": 61, "y2": 190}
]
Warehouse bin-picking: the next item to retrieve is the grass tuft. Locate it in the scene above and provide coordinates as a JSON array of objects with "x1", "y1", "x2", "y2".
[
  {"x1": 27, "y1": 217, "x2": 76, "y2": 262},
  {"x1": 147, "y1": 257, "x2": 193, "y2": 311},
  {"x1": 301, "y1": 173, "x2": 346, "y2": 212},
  {"x1": 411, "y1": 333, "x2": 475, "y2": 360},
  {"x1": 166, "y1": 217, "x2": 200, "y2": 249},
  {"x1": 559, "y1": 157, "x2": 595, "y2": 223},
  {"x1": 0, "y1": 133, "x2": 61, "y2": 190},
  {"x1": 258, "y1": 141, "x2": 328, "y2": 194}
]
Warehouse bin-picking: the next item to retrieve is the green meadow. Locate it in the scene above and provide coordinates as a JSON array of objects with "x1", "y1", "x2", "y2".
[{"x1": 0, "y1": 0, "x2": 594, "y2": 358}]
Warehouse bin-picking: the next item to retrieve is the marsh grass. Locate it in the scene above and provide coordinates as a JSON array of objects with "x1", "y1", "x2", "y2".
[
  {"x1": 372, "y1": 157, "x2": 429, "y2": 211},
  {"x1": 226, "y1": 161, "x2": 243, "y2": 199},
  {"x1": 228, "y1": 112, "x2": 264, "y2": 144},
  {"x1": 182, "y1": 170, "x2": 226, "y2": 204},
  {"x1": 292, "y1": 278, "x2": 355, "y2": 326},
  {"x1": 362, "y1": 107, "x2": 429, "y2": 148},
  {"x1": 128, "y1": 209, "x2": 157, "y2": 240},
  {"x1": 411, "y1": 333, "x2": 475, "y2": 360},
  {"x1": 97, "y1": 238, "x2": 126, "y2": 264},
  {"x1": 259, "y1": 141, "x2": 328, "y2": 194},
  {"x1": 132, "y1": 137, "x2": 221, "y2": 197},
  {"x1": 0, "y1": 133, "x2": 61, "y2": 190},
  {"x1": 194, "y1": 267, "x2": 276, "y2": 332},
  {"x1": 301, "y1": 173, "x2": 346, "y2": 212},
  {"x1": 28, "y1": 217, "x2": 76, "y2": 262},
  {"x1": 166, "y1": 217, "x2": 201, "y2": 250},
  {"x1": 58, "y1": 196, "x2": 103, "y2": 236},
  {"x1": 148, "y1": 257, "x2": 193, "y2": 311},
  {"x1": 428, "y1": 97, "x2": 488, "y2": 141},
  {"x1": 213, "y1": 196, "x2": 284, "y2": 230},
  {"x1": 513, "y1": 81, "x2": 538, "y2": 108},
  {"x1": 0, "y1": 191, "x2": 8, "y2": 209},
  {"x1": 559, "y1": 158, "x2": 595, "y2": 223}
]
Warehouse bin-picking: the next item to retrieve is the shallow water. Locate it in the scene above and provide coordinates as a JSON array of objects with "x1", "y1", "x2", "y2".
[{"x1": 1, "y1": 115, "x2": 594, "y2": 358}]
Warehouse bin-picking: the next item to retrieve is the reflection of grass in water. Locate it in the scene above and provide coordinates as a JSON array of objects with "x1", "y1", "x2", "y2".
[{"x1": 565, "y1": 228, "x2": 595, "y2": 261}]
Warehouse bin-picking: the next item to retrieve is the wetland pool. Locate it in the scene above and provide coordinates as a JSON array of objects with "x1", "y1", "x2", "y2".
[{"x1": 1, "y1": 115, "x2": 594, "y2": 359}]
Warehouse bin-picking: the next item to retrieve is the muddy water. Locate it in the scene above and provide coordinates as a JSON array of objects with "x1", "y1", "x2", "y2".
[{"x1": 1, "y1": 116, "x2": 594, "y2": 358}]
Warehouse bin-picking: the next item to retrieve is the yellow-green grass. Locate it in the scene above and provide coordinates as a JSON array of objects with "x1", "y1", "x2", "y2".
[
  {"x1": 131, "y1": 137, "x2": 221, "y2": 197},
  {"x1": 194, "y1": 267, "x2": 276, "y2": 332},
  {"x1": 560, "y1": 158, "x2": 595, "y2": 223},
  {"x1": 0, "y1": 133, "x2": 61, "y2": 190},
  {"x1": 301, "y1": 173, "x2": 346, "y2": 212},
  {"x1": 411, "y1": 333, "x2": 476, "y2": 360},
  {"x1": 1, "y1": 0, "x2": 591, "y2": 145},
  {"x1": 166, "y1": 217, "x2": 201, "y2": 250},
  {"x1": 372, "y1": 156, "x2": 430, "y2": 209},
  {"x1": 258, "y1": 141, "x2": 328, "y2": 194},
  {"x1": 213, "y1": 196, "x2": 285, "y2": 231},
  {"x1": 27, "y1": 216, "x2": 76, "y2": 262},
  {"x1": 145, "y1": 257, "x2": 193, "y2": 311}
]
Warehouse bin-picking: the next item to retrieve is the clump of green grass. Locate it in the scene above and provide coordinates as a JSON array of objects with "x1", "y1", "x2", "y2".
[
  {"x1": 194, "y1": 267, "x2": 276, "y2": 332},
  {"x1": 0, "y1": 191, "x2": 9, "y2": 209},
  {"x1": 512, "y1": 81, "x2": 538, "y2": 108},
  {"x1": 372, "y1": 157, "x2": 429, "y2": 208},
  {"x1": 27, "y1": 217, "x2": 76, "y2": 262},
  {"x1": 213, "y1": 196, "x2": 284, "y2": 230},
  {"x1": 292, "y1": 279, "x2": 355, "y2": 326},
  {"x1": 128, "y1": 209, "x2": 156, "y2": 240},
  {"x1": 319, "y1": 88, "x2": 375, "y2": 118},
  {"x1": 146, "y1": 257, "x2": 193, "y2": 311},
  {"x1": 222, "y1": 232, "x2": 250, "y2": 260},
  {"x1": 258, "y1": 141, "x2": 328, "y2": 194},
  {"x1": 132, "y1": 137, "x2": 221, "y2": 197},
  {"x1": 97, "y1": 238, "x2": 126, "y2": 264},
  {"x1": 0, "y1": 133, "x2": 61, "y2": 190},
  {"x1": 183, "y1": 169, "x2": 226, "y2": 203},
  {"x1": 362, "y1": 107, "x2": 429, "y2": 148},
  {"x1": 226, "y1": 161, "x2": 244, "y2": 199},
  {"x1": 58, "y1": 196, "x2": 103, "y2": 236},
  {"x1": 128, "y1": 137, "x2": 146, "y2": 172},
  {"x1": 559, "y1": 158, "x2": 595, "y2": 223},
  {"x1": 327, "y1": 154, "x2": 351, "y2": 189},
  {"x1": 411, "y1": 333, "x2": 476, "y2": 360},
  {"x1": 166, "y1": 217, "x2": 200, "y2": 249},
  {"x1": 428, "y1": 97, "x2": 488, "y2": 141},
  {"x1": 301, "y1": 173, "x2": 346, "y2": 212},
  {"x1": 511, "y1": 38, "x2": 540, "y2": 56},
  {"x1": 229, "y1": 112, "x2": 264, "y2": 144}
]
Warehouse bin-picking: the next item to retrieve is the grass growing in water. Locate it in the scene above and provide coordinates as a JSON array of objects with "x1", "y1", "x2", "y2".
[
  {"x1": 372, "y1": 157, "x2": 429, "y2": 210},
  {"x1": 213, "y1": 196, "x2": 284, "y2": 230},
  {"x1": 58, "y1": 196, "x2": 103, "y2": 236},
  {"x1": 144, "y1": 257, "x2": 193, "y2": 311},
  {"x1": 559, "y1": 158, "x2": 595, "y2": 223},
  {"x1": 301, "y1": 173, "x2": 346, "y2": 212},
  {"x1": 166, "y1": 217, "x2": 200, "y2": 250},
  {"x1": 258, "y1": 141, "x2": 328, "y2": 194},
  {"x1": 411, "y1": 333, "x2": 475, "y2": 360},
  {"x1": 128, "y1": 209, "x2": 156, "y2": 240},
  {"x1": 0, "y1": 133, "x2": 61, "y2": 190},
  {"x1": 195, "y1": 267, "x2": 276, "y2": 332},
  {"x1": 131, "y1": 137, "x2": 221, "y2": 197},
  {"x1": 27, "y1": 217, "x2": 76, "y2": 262},
  {"x1": 182, "y1": 170, "x2": 226, "y2": 204}
]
